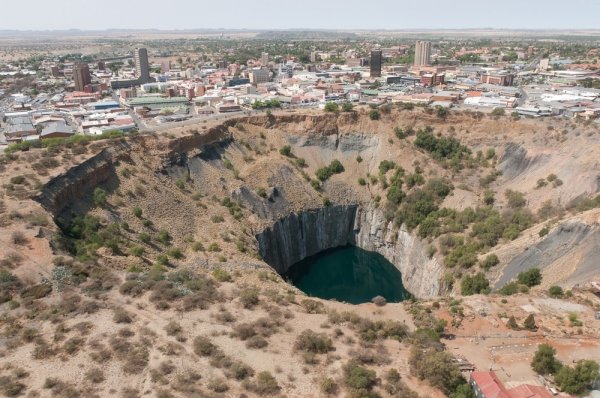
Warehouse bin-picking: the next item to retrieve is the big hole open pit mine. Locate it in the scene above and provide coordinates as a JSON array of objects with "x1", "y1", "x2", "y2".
[{"x1": 1, "y1": 108, "x2": 599, "y2": 397}]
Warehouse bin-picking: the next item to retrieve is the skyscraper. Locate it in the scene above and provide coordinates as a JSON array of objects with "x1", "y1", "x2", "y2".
[
  {"x1": 261, "y1": 52, "x2": 269, "y2": 65},
  {"x1": 73, "y1": 63, "x2": 91, "y2": 92},
  {"x1": 414, "y1": 41, "x2": 432, "y2": 66},
  {"x1": 370, "y1": 50, "x2": 382, "y2": 78},
  {"x1": 134, "y1": 48, "x2": 151, "y2": 83}
]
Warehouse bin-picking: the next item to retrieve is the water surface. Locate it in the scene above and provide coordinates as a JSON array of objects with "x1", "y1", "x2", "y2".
[{"x1": 285, "y1": 246, "x2": 410, "y2": 304}]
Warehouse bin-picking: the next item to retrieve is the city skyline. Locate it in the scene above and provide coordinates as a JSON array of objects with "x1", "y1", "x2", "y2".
[{"x1": 1, "y1": 0, "x2": 599, "y2": 31}]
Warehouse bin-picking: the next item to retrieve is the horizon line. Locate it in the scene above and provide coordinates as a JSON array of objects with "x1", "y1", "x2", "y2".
[{"x1": 1, "y1": 28, "x2": 600, "y2": 33}]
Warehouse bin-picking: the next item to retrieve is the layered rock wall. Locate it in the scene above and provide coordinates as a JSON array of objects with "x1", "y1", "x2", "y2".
[{"x1": 256, "y1": 204, "x2": 444, "y2": 298}]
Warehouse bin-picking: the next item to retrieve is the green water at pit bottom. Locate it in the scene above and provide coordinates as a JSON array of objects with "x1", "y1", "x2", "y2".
[{"x1": 285, "y1": 246, "x2": 410, "y2": 304}]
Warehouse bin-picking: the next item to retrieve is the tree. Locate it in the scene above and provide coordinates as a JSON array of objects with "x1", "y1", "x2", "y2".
[
  {"x1": 523, "y1": 314, "x2": 537, "y2": 330},
  {"x1": 531, "y1": 344, "x2": 561, "y2": 375},
  {"x1": 451, "y1": 383, "x2": 476, "y2": 398},
  {"x1": 369, "y1": 109, "x2": 380, "y2": 120},
  {"x1": 517, "y1": 268, "x2": 542, "y2": 287},
  {"x1": 323, "y1": 102, "x2": 339, "y2": 113},
  {"x1": 341, "y1": 102, "x2": 354, "y2": 112},
  {"x1": 555, "y1": 360, "x2": 600, "y2": 395},
  {"x1": 409, "y1": 347, "x2": 466, "y2": 395}
]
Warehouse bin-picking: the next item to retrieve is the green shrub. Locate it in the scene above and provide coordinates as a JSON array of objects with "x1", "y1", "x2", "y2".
[
  {"x1": 414, "y1": 128, "x2": 470, "y2": 167},
  {"x1": 279, "y1": 145, "x2": 292, "y2": 157},
  {"x1": 480, "y1": 254, "x2": 499, "y2": 270},
  {"x1": 294, "y1": 330, "x2": 334, "y2": 354},
  {"x1": 320, "y1": 377, "x2": 338, "y2": 395},
  {"x1": 139, "y1": 233, "x2": 151, "y2": 244},
  {"x1": 505, "y1": 190, "x2": 526, "y2": 209},
  {"x1": 343, "y1": 360, "x2": 378, "y2": 390},
  {"x1": 369, "y1": 109, "x2": 380, "y2": 120},
  {"x1": 10, "y1": 175, "x2": 25, "y2": 184},
  {"x1": 175, "y1": 179, "x2": 185, "y2": 190},
  {"x1": 316, "y1": 160, "x2": 345, "y2": 181},
  {"x1": 157, "y1": 230, "x2": 171, "y2": 245},
  {"x1": 548, "y1": 285, "x2": 563, "y2": 298},
  {"x1": 554, "y1": 360, "x2": 599, "y2": 395},
  {"x1": 394, "y1": 127, "x2": 408, "y2": 139},
  {"x1": 193, "y1": 336, "x2": 216, "y2": 356},
  {"x1": 93, "y1": 188, "x2": 107, "y2": 207},
  {"x1": 461, "y1": 273, "x2": 490, "y2": 295},
  {"x1": 166, "y1": 248, "x2": 183, "y2": 260},
  {"x1": 239, "y1": 287, "x2": 259, "y2": 308},
  {"x1": 517, "y1": 268, "x2": 542, "y2": 287},
  {"x1": 491, "y1": 108, "x2": 505, "y2": 116},
  {"x1": 244, "y1": 371, "x2": 280, "y2": 395},
  {"x1": 130, "y1": 246, "x2": 144, "y2": 257},
  {"x1": 207, "y1": 243, "x2": 221, "y2": 252},
  {"x1": 300, "y1": 299, "x2": 325, "y2": 314},
  {"x1": 499, "y1": 282, "x2": 519, "y2": 296},
  {"x1": 132, "y1": 207, "x2": 143, "y2": 218},
  {"x1": 342, "y1": 102, "x2": 354, "y2": 112},
  {"x1": 294, "y1": 157, "x2": 306, "y2": 168},
  {"x1": 212, "y1": 269, "x2": 232, "y2": 282},
  {"x1": 324, "y1": 102, "x2": 339, "y2": 113}
]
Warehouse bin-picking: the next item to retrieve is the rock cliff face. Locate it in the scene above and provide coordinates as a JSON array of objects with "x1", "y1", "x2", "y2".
[
  {"x1": 353, "y1": 205, "x2": 444, "y2": 298},
  {"x1": 255, "y1": 205, "x2": 359, "y2": 274},
  {"x1": 256, "y1": 204, "x2": 444, "y2": 298},
  {"x1": 35, "y1": 146, "x2": 123, "y2": 217}
]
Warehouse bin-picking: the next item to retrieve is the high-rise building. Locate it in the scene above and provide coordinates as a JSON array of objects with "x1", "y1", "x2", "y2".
[
  {"x1": 414, "y1": 41, "x2": 432, "y2": 66},
  {"x1": 261, "y1": 52, "x2": 269, "y2": 65},
  {"x1": 370, "y1": 50, "x2": 382, "y2": 78},
  {"x1": 160, "y1": 60, "x2": 171, "y2": 73},
  {"x1": 73, "y1": 63, "x2": 91, "y2": 92},
  {"x1": 250, "y1": 69, "x2": 270, "y2": 84},
  {"x1": 134, "y1": 48, "x2": 151, "y2": 83},
  {"x1": 310, "y1": 51, "x2": 318, "y2": 63}
]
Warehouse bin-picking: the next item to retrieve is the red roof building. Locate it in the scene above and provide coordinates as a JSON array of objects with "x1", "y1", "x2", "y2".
[
  {"x1": 470, "y1": 372, "x2": 553, "y2": 398},
  {"x1": 470, "y1": 371, "x2": 511, "y2": 398},
  {"x1": 508, "y1": 384, "x2": 553, "y2": 398}
]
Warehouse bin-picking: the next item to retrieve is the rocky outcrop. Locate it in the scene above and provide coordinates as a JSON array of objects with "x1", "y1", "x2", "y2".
[
  {"x1": 255, "y1": 203, "x2": 444, "y2": 298},
  {"x1": 499, "y1": 142, "x2": 550, "y2": 180},
  {"x1": 35, "y1": 145, "x2": 125, "y2": 217},
  {"x1": 495, "y1": 220, "x2": 600, "y2": 289},
  {"x1": 354, "y1": 205, "x2": 444, "y2": 298}
]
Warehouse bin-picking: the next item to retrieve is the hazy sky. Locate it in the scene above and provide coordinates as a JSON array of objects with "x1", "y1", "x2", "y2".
[{"x1": 3, "y1": 0, "x2": 599, "y2": 30}]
